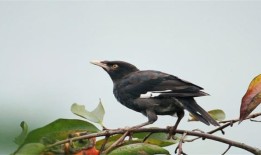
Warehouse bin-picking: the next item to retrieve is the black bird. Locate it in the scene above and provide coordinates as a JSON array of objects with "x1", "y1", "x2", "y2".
[{"x1": 91, "y1": 60, "x2": 219, "y2": 136}]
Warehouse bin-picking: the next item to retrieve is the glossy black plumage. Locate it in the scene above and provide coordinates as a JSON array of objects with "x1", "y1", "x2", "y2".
[{"x1": 91, "y1": 60, "x2": 219, "y2": 131}]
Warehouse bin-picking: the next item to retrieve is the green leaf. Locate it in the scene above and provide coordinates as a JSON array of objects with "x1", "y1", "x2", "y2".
[
  {"x1": 14, "y1": 121, "x2": 28, "y2": 145},
  {"x1": 71, "y1": 100, "x2": 105, "y2": 125},
  {"x1": 133, "y1": 132, "x2": 178, "y2": 147},
  {"x1": 22, "y1": 119, "x2": 99, "y2": 145},
  {"x1": 108, "y1": 143, "x2": 170, "y2": 155},
  {"x1": 96, "y1": 134, "x2": 123, "y2": 150},
  {"x1": 14, "y1": 119, "x2": 100, "y2": 154},
  {"x1": 189, "y1": 109, "x2": 226, "y2": 122},
  {"x1": 208, "y1": 109, "x2": 226, "y2": 121},
  {"x1": 15, "y1": 143, "x2": 45, "y2": 155},
  {"x1": 96, "y1": 131, "x2": 178, "y2": 150}
]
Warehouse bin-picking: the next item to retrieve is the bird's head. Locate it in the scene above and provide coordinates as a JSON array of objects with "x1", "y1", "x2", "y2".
[{"x1": 90, "y1": 60, "x2": 139, "y2": 82}]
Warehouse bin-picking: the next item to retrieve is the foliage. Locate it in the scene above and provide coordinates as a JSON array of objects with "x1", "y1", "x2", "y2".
[
  {"x1": 10, "y1": 100, "x2": 224, "y2": 155},
  {"x1": 71, "y1": 100, "x2": 105, "y2": 126},
  {"x1": 14, "y1": 121, "x2": 28, "y2": 145},
  {"x1": 240, "y1": 74, "x2": 261, "y2": 122},
  {"x1": 11, "y1": 74, "x2": 261, "y2": 154},
  {"x1": 108, "y1": 143, "x2": 170, "y2": 155},
  {"x1": 12, "y1": 119, "x2": 100, "y2": 155}
]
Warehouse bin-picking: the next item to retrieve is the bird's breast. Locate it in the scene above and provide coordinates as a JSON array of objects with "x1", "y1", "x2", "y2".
[
  {"x1": 113, "y1": 87, "x2": 131, "y2": 104},
  {"x1": 113, "y1": 86, "x2": 143, "y2": 112}
]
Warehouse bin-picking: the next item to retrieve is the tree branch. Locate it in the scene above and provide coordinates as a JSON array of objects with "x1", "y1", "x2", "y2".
[
  {"x1": 47, "y1": 127, "x2": 261, "y2": 154},
  {"x1": 47, "y1": 112, "x2": 261, "y2": 154},
  {"x1": 176, "y1": 132, "x2": 187, "y2": 155},
  {"x1": 219, "y1": 112, "x2": 261, "y2": 124}
]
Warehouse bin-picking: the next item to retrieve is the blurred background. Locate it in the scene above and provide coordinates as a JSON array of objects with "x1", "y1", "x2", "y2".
[{"x1": 0, "y1": 1, "x2": 260, "y2": 154}]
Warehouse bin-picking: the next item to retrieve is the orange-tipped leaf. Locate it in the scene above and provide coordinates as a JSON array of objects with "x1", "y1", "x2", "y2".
[{"x1": 240, "y1": 74, "x2": 261, "y2": 122}]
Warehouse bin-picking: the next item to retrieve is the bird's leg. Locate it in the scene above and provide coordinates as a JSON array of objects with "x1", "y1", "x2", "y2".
[
  {"x1": 129, "y1": 121, "x2": 151, "y2": 129},
  {"x1": 168, "y1": 111, "x2": 184, "y2": 139},
  {"x1": 129, "y1": 110, "x2": 158, "y2": 130}
]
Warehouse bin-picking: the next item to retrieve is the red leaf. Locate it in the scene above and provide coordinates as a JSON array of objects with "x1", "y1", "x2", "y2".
[{"x1": 240, "y1": 74, "x2": 261, "y2": 122}]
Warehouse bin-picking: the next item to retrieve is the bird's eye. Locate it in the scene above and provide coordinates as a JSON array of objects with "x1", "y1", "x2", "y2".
[{"x1": 112, "y1": 64, "x2": 118, "y2": 69}]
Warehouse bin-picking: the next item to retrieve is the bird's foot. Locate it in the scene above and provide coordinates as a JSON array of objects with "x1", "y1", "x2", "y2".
[{"x1": 167, "y1": 126, "x2": 178, "y2": 140}]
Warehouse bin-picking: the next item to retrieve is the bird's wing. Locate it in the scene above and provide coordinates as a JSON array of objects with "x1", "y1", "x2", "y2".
[{"x1": 118, "y1": 70, "x2": 208, "y2": 98}]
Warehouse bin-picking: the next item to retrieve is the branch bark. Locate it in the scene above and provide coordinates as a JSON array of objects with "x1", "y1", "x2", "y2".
[
  {"x1": 47, "y1": 127, "x2": 261, "y2": 154},
  {"x1": 47, "y1": 112, "x2": 261, "y2": 154}
]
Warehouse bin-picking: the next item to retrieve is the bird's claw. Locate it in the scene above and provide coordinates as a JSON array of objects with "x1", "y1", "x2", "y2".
[{"x1": 167, "y1": 126, "x2": 178, "y2": 140}]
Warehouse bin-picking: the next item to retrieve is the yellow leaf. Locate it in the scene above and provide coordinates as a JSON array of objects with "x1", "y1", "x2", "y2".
[{"x1": 189, "y1": 109, "x2": 225, "y2": 122}]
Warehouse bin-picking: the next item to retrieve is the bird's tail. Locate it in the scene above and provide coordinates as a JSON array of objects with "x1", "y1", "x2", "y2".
[{"x1": 179, "y1": 98, "x2": 219, "y2": 126}]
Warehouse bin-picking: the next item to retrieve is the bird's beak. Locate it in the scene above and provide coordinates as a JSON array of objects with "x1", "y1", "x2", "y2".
[{"x1": 90, "y1": 60, "x2": 109, "y2": 70}]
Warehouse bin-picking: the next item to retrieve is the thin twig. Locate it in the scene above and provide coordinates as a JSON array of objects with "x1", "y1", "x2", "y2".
[
  {"x1": 143, "y1": 132, "x2": 154, "y2": 142},
  {"x1": 222, "y1": 145, "x2": 231, "y2": 155},
  {"x1": 103, "y1": 131, "x2": 129, "y2": 154},
  {"x1": 219, "y1": 112, "x2": 261, "y2": 123},
  {"x1": 183, "y1": 113, "x2": 261, "y2": 143},
  {"x1": 177, "y1": 132, "x2": 187, "y2": 155},
  {"x1": 99, "y1": 135, "x2": 110, "y2": 155},
  {"x1": 185, "y1": 122, "x2": 230, "y2": 143},
  {"x1": 175, "y1": 146, "x2": 187, "y2": 155},
  {"x1": 250, "y1": 119, "x2": 261, "y2": 122}
]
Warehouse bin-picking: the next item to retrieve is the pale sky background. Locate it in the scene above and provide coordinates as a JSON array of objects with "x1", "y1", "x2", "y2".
[{"x1": 0, "y1": 1, "x2": 261, "y2": 154}]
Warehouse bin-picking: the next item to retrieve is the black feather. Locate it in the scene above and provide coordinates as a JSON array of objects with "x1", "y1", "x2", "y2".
[
  {"x1": 91, "y1": 60, "x2": 219, "y2": 130},
  {"x1": 177, "y1": 98, "x2": 219, "y2": 126}
]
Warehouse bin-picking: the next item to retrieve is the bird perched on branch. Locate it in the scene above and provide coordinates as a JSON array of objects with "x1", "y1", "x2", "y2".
[{"x1": 91, "y1": 60, "x2": 219, "y2": 137}]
